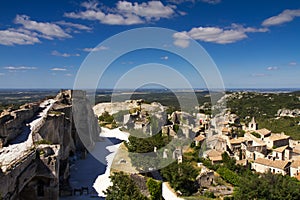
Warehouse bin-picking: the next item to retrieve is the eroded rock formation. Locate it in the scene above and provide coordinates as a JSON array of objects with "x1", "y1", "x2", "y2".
[{"x1": 0, "y1": 90, "x2": 100, "y2": 199}]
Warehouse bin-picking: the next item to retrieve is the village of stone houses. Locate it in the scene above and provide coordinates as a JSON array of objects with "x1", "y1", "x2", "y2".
[
  {"x1": 1, "y1": 90, "x2": 300, "y2": 199},
  {"x1": 93, "y1": 91, "x2": 300, "y2": 199}
]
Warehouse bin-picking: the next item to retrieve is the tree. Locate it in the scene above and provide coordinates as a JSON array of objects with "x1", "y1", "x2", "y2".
[
  {"x1": 234, "y1": 172, "x2": 300, "y2": 200},
  {"x1": 160, "y1": 162, "x2": 198, "y2": 196},
  {"x1": 221, "y1": 152, "x2": 236, "y2": 171},
  {"x1": 146, "y1": 178, "x2": 162, "y2": 200},
  {"x1": 104, "y1": 172, "x2": 149, "y2": 200}
]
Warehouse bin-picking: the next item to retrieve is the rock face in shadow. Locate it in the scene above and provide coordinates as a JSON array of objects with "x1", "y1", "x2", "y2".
[
  {"x1": 0, "y1": 103, "x2": 40, "y2": 146},
  {"x1": 34, "y1": 89, "x2": 100, "y2": 193},
  {"x1": 0, "y1": 90, "x2": 100, "y2": 199}
]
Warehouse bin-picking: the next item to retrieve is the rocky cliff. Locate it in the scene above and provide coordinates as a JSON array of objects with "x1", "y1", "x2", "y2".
[
  {"x1": 0, "y1": 102, "x2": 40, "y2": 147},
  {"x1": 0, "y1": 89, "x2": 100, "y2": 199},
  {"x1": 277, "y1": 108, "x2": 300, "y2": 117}
]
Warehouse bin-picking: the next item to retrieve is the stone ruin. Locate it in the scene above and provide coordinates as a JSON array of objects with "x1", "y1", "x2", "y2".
[{"x1": 0, "y1": 90, "x2": 100, "y2": 199}]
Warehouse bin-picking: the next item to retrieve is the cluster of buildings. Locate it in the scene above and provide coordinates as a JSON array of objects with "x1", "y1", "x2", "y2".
[{"x1": 200, "y1": 112, "x2": 300, "y2": 180}]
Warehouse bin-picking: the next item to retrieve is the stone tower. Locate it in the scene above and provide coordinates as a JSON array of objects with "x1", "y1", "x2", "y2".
[{"x1": 248, "y1": 117, "x2": 258, "y2": 131}]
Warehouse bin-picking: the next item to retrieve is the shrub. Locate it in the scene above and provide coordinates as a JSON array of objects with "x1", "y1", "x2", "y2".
[{"x1": 146, "y1": 178, "x2": 162, "y2": 200}]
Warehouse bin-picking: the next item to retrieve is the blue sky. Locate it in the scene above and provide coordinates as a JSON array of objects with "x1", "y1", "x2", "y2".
[{"x1": 0, "y1": 0, "x2": 299, "y2": 89}]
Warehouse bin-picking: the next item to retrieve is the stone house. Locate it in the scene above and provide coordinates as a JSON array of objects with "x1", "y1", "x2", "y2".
[
  {"x1": 206, "y1": 136, "x2": 227, "y2": 152},
  {"x1": 271, "y1": 145, "x2": 291, "y2": 161},
  {"x1": 291, "y1": 146, "x2": 300, "y2": 160},
  {"x1": 264, "y1": 133, "x2": 290, "y2": 149},
  {"x1": 204, "y1": 149, "x2": 223, "y2": 164},
  {"x1": 252, "y1": 158, "x2": 290, "y2": 175},
  {"x1": 290, "y1": 160, "x2": 300, "y2": 178},
  {"x1": 229, "y1": 137, "x2": 247, "y2": 160},
  {"x1": 245, "y1": 148, "x2": 266, "y2": 161},
  {"x1": 196, "y1": 167, "x2": 215, "y2": 188},
  {"x1": 194, "y1": 134, "x2": 205, "y2": 146},
  {"x1": 254, "y1": 128, "x2": 271, "y2": 139}
]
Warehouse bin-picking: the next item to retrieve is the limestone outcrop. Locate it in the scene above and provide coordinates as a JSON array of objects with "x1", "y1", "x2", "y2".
[
  {"x1": 277, "y1": 108, "x2": 300, "y2": 117},
  {"x1": 0, "y1": 90, "x2": 100, "y2": 199},
  {"x1": 0, "y1": 102, "x2": 40, "y2": 147}
]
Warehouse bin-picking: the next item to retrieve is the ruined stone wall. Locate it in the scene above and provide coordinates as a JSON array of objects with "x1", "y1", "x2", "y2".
[{"x1": 0, "y1": 145, "x2": 60, "y2": 200}]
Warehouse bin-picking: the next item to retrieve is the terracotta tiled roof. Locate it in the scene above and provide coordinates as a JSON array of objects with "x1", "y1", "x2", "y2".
[
  {"x1": 255, "y1": 128, "x2": 271, "y2": 136},
  {"x1": 293, "y1": 147, "x2": 300, "y2": 154},
  {"x1": 273, "y1": 145, "x2": 289, "y2": 153},
  {"x1": 222, "y1": 127, "x2": 230, "y2": 132},
  {"x1": 268, "y1": 133, "x2": 290, "y2": 141},
  {"x1": 194, "y1": 135, "x2": 206, "y2": 142},
  {"x1": 291, "y1": 160, "x2": 300, "y2": 168},
  {"x1": 230, "y1": 137, "x2": 246, "y2": 145},
  {"x1": 254, "y1": 158, "x2": 290, "y2": 170},
  {"x1": 207, "y1": 149, "x2": 223, "y2": 162},
  {"x1": 210, "y1": 156, "x2": 223, "y2": 162}
]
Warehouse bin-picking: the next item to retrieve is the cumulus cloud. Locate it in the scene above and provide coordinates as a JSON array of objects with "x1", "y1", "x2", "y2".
[
  {"x1": 173, "y1": 24, "x2": 268, "y2": 47},
  {"x1": 82, "y1": 46, "x2": 109, "y2": 52},
  {"x1": 51, "y1": 50, "x2": 80, "y2": 57},
  {"x1": 51, "y1": 67, "x2": 67, "y2": 71},
  {"x1": 65, "y1": 9, "x2": 144, "y2": 25},
  {"x1": 116, "y1": 1, "x2": 175, "y2": 21},
  {"x1": 15, "y1": 15, "x2": 71, "y2": 39},
  {"x1": 267, "y1": 66, "x2": 278, "y2": 71},
  {"x1": 0, "y1": 29, "x2": 40, "y2": 45},
  {"x1": 262, "y1": 9, "x2": 300, "y2": 26},
  {"x1": 65, "y1": 1, "x2": 177, "y2": 25},
  {"x1": 0, "y1": 15, "x2": 91, "y2": 46}
]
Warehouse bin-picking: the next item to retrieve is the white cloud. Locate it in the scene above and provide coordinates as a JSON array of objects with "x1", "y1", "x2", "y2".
[
  {"x1": 173, "y1": 39, "x2": 190, "y2": 48},
  {"x1": 3, "y1": 66, "x2": 37, "y2": 72},
  {"x1": 251, "y1": 73, "x2": 267, "y2": 77},
  {"x1": 51, "y1": 68, "x2": 67, "y2": 71},
  {"x1": 51, "y1": 50, "x2": 80, "y2": 57},
  {"x1": 173, "y1": 24, "x2": 268, "y2": 47},
  {"x1": 65, "y1": 73, "x2": 73, "y2": 76},
  {"x1": 262, "y1": 9, "x2": 300, "y2": 26},
  {"x1": 116, "y1": 1, "x2": 175, "y2": 21},
  {"x1": 201, "y1": 0, "x2": 221, "y2": 4},
  {"x1": 167, "y1": 0, "x2": 195, "y2": 4},
  {"x1": 0, "y1": 29, "x2": 40, "y2": 45},
  {"x1": 65, "y1": 10, "x2": 144, "y2": 25},
  {"x1": 65, "y1": 1, "x2": 177, "y2": 25},
  {"x1": 56, "y1": 21, "x2": 92, "y2": 31},
  {"x1": 167, "y1": 0, "x2": 221, "y2": 4},
  {"x1": 267, "y1": 66, "x2": 278, "y2": 71},
  {"x1": 15, "y1": 15, "x2": 71, "y2": 39},
  {"x1": 0, "y1": 73, "x2": 5, "y2": 76},
  {"x1": 81, "y1": 1, "x2": 99, "y2": 10},
  {"x1": 82, "y1": 46, "x2": 109, "y2": 52},
  {"x1": 4, "y1": 66, "x2": 37, "y2": 70},
  {"x1": 289, "y1": 62, "x2": 297, "y2": 66},
  {"x1": 161, "y1": 56, "x2": 169, "y2": 60},
  {"x1": 0, "y1": 16, "x2": 87, "y2": 46}
]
